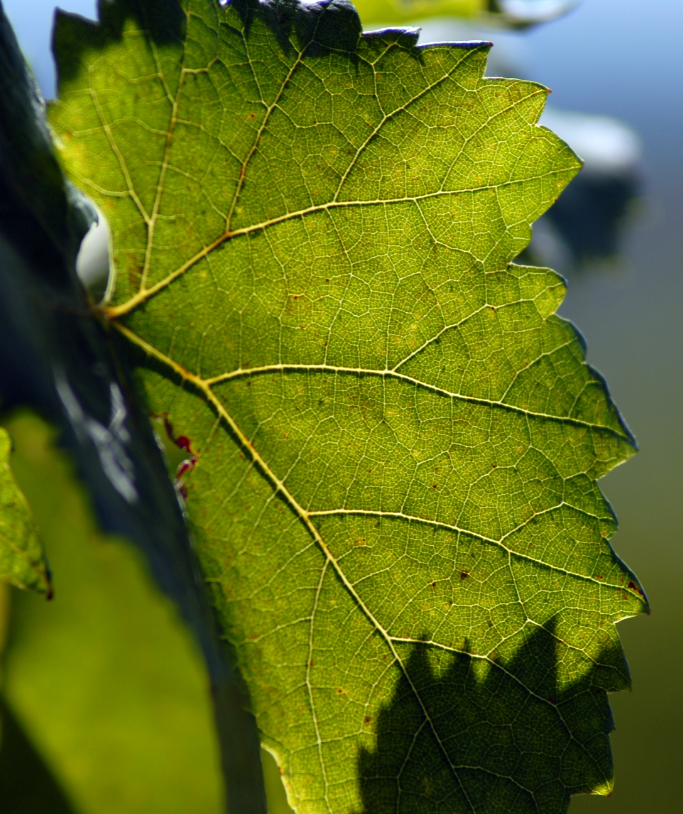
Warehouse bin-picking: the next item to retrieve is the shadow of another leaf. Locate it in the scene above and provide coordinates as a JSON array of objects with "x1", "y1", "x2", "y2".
[
  {"x1": 357, "y1": 621, "x2": 617, "y2": 814},
  {"x1": 0, "y1": 700, "x2": 76, "y2": 814}
]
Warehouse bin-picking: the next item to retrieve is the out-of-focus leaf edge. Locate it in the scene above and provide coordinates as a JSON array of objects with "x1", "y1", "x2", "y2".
[{"x1": 353, "y1": 0, "x2": 579, "y2": 29}]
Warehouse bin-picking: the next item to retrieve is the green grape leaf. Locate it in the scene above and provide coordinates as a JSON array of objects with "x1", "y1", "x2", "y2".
[
  {"x1": 0, "y1": 428, "x2": 50, "y2": 595},
  {"x1": 51, "y1": 0, "x2": 647, "y2": 811}
]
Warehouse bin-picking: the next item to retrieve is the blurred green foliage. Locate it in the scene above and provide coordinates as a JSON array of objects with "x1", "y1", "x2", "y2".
[
  {"x1": 0, "y1": 412, "x2": 224, "y2": 814},
  {"x1": 352, "y1": 0, "x2": 480, "y2": 26}
]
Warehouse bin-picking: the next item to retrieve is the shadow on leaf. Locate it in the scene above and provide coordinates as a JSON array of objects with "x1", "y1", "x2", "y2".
[
  {"x1": 357, "y1": 621, "x2": 617, "y2": 814},
  {"x1": 0, "y1": 700, "x2": 76, "y2": 814}
]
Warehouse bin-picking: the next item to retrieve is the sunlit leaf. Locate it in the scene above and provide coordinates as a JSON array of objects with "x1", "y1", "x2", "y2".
[{"x1": 51, "y1": 0, "x2": 647, "y2": 811}]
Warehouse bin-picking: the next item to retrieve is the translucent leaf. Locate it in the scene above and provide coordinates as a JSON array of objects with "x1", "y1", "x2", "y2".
[{"x1": 51, "y1": 0, "x2": 647, "y2": 811}]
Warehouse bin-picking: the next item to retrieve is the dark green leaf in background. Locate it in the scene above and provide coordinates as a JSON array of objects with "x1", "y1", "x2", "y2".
[{"x1": 49, "y1": 0, "x2": 647, "y2": 811}]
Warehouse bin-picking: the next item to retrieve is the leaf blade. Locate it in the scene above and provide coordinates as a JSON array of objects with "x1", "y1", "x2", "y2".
[{"x1": 51, "y1": 1, "x2": 647, "y2": 811}]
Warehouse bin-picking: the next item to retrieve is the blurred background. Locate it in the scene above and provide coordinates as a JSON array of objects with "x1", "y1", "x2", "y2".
[{"x1": 1, "y1": 0, "x2": 681, "y2": 811}]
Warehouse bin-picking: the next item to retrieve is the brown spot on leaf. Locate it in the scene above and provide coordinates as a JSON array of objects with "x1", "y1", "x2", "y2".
[
  {"x1": 177, "y1": 459, "x2": 195, "y2": 478},
  {"x1": 175, "y1": 436, "x2": 192, "y2": 454}
]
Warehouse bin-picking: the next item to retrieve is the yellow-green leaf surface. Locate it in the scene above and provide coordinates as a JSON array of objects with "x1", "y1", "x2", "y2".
[
  {"x1": 51, "y1": 0, "x2": 647, "y2": 811},
  {"x1": 349, "y1": 0, "x2": 576, "y2": 29},
  {"x1": 1, "y1": 413, "x2": 223, "y2": 814},
  {"x1": 0, "y1": 428, "x2": 50, "y2": 595}
]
